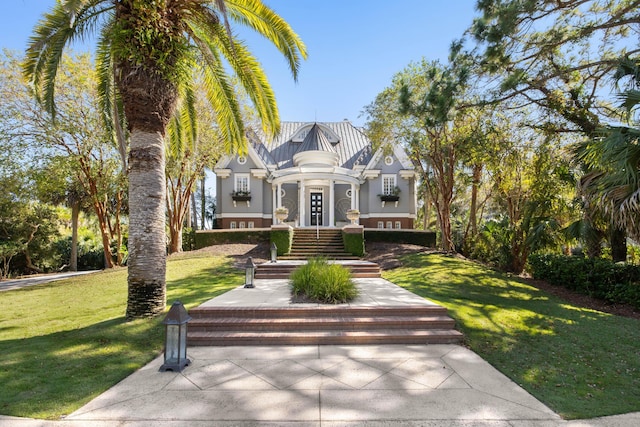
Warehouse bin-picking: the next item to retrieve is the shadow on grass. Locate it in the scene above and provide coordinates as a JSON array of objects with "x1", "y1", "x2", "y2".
[
  {"x1": 0, "y1": 317, "x2": 163, "y2": 419},
  {"x1": 385, "y1": 252, "x2": 640, "y2": 420},
  {"x1": 0, "y1": 256, "x2": 242, "y2": 419}
]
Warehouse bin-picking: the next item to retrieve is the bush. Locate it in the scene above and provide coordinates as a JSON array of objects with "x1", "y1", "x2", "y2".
[
  {"x1": 528, "y1": 253, "x2": 640, "y2": 309},
  {"x1": 271, "y1": 228, "x2": 293, "y2": 255},
  {"x1": 194, "y1": 229, "x2": 270, "y2": 248},
  {"x1": 343, "y1": 230, "x2": 364, "y2": 257},
  {"x1": 290, "y1": 258, "x2": 358, "y2": 304},
  {"x1": 364, "y1": 229, "x2": 436, "y2": 247}
]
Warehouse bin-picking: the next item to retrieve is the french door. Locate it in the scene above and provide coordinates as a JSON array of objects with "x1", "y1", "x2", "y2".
[{"x1": 310, "y1": 192, "x2": 323, "y2": 226}]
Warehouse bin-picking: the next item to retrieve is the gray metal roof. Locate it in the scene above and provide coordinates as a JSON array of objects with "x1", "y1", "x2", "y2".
[
  {"x1": 297, "y1": 123, "x2": 335, "y2": 154},
  {"x1": 251, "y1": 121, "x2": 373, "y2": 170}
]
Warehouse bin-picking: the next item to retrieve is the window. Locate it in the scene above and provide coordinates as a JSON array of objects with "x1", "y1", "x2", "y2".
[
  {"x1": 377, "y1": 221, "x2": 384, "y2": 229},
  {"x1": 386, "y1": 221, "x2": 393, "y2": 229},
  {"x1": 237, "y1": 155, "x2": 247, "y2": 165},
  {"x1": 382, "y1": 175, "x2": 397, "y2": 195},
  {"x1": 248, "y1": 221, "x2": 255, "y2": 229},
  {"x1": 346, "y1": 189, "x2": 352, "y2": 198},
  {"x1": 384, "y1": 155, "x2": 394, "y2": 166},
  {"x1": 239, "y1": 221, "x2": 246, "y2": 229},
  {"x1": 234, "y1": 174, "x2": 250, "y2": 193},
  {"x1": 395, "y1": 221, "x2": 402, "y2": 229},
  {"x1": 230, "y1": 221, "x2": 237, "y2": 229}
]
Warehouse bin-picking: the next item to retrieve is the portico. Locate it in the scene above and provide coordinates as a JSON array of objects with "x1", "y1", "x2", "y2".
[{"x1": 271, "y1": 170, "x2": 361, "y2": 227}]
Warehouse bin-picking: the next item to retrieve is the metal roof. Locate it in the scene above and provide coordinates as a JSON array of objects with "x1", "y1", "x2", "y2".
[{"x1": 251, "y1": 121, "x2": 374, "y2": 170}]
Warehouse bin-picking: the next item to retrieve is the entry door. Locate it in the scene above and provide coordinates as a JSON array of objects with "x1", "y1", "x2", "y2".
[{"x1": 310, "y1": 192, "x2": 323, "y2": 226}]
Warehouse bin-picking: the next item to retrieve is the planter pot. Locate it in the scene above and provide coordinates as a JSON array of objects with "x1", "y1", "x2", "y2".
[{"x1": 379, "y1": 195, "x2": 399, "y2": 202}]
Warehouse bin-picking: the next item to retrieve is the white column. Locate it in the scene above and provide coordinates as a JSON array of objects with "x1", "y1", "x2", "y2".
[
  {"x1": 356, "y1": 184, "x2": 360, "y2": 211},
  {"x1": 299, "y1": 180, "x2": 305, "y2": 227},
  {"x1": 272, "y1": 185, "x2": 277, "y2": 225},
  {"x1": 277, "y1": 183, "x2": 282, "y2": 208},
  {"x1": 329, "y1": 180, "x2": 335, "y2": 227},
  {"x1": 350, "y1": 183, "x2": 356, "y2": 210}
]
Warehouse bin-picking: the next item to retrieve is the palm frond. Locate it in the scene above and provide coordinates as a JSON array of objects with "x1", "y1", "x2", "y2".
[
  {"x1": 23, "y1": 0, "x2": 112, "y2": 115},
  {"x1": 224, "y1": 0, "x2": 307, "y2": 81}
]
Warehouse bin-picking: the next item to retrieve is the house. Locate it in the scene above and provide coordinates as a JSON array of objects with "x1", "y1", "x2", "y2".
[{"x1": 213, "y1": 120, "x2": 417, "y2": 229}]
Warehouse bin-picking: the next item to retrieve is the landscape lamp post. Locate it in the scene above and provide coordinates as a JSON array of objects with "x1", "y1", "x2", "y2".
[
  {"x1": 159, "y1": 301, "x2": 191, "y2": 372},
  {"x1": 244, "y1": 257, "x2": 256, "y2": 288},
  {"x1": 270, "y1": 242, "x2": 278, "y2": 263}
]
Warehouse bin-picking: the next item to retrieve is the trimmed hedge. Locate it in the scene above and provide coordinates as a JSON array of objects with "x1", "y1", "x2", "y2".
[
  {"x1": 343, "y1": 231, "x2": 365, "y2": 257},
  {"x1": 194, "y1": 229, "x2": 270, "y2": 249},
  {"x1": 364, "y1": 229, "x2": 436, "y2": 247},
  {"x1": 528, "y1": 253, "x2": 640, "y2": 309},
  {"x1": 271, "y1": 227, "x2": 293, "y2": 255}
]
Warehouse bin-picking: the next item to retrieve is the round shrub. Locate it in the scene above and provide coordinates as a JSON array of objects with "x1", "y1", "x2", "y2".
[{"x1": 290, "y1": 257, "x2": 358, "y2": 304}]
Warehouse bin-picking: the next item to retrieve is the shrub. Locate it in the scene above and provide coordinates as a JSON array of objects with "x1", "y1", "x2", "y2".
[
  {"x1": 270, "y1": 228, "x2": 293, "y2": 255},
  {"x1": 364, "y1": 229, "x2": 436, "y2": 247},
  {"x1": 290, "y1": 258, "x2": 358, "y2": 304},
  {"x1": 528, "y1": 253, "x2": 640, "y2": 309},
  {"x1": 343, "y1": 230, "x2": 365, "y2": 256}
]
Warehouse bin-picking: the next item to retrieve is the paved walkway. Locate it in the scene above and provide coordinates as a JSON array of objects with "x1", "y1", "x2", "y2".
[
  {"x1": 0, "y1": 271, "x2": 97, "y2": 292},
  {"x1": 2, "y1": 275, "x2": 639, "y2": 426}
]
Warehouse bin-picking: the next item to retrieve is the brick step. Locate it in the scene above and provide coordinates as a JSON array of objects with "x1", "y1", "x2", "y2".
[
  {"x1": 256, "y1": 272, "x2": 380, "y2": 279},
  {"x1": 279, "y1": 255, "x2": 360, "y2": 261},
  {"x1": 188, "y1": 329, "x2": 464, "y2": 346},
  {"x1": 189, "y1": 315, "x2": 455, "y2": 332},
  {"x1": 189, "y1": 305, "x2": 448, "y2": 319},
  {"x1": 291, "y1": 241, "x2": 344, "y2": 246}
]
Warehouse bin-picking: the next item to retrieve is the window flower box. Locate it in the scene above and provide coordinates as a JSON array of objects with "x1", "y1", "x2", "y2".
[{"x1": 231, "y1": 191, "x2": 251, "y2": 207}]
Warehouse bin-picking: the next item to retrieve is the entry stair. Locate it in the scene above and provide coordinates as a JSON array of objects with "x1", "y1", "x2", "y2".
[
  {"x1": 255, "y1": 261, "x2": 381, "y2": 280},
  {"x1": 280, "y1": 228, "x2": 358, "y2": 260},
  {"x1": 187, "y1": 305, "x2": 463, "y2": 346}
]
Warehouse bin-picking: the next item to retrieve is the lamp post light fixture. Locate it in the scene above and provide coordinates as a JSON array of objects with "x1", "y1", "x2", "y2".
[
  {"x1": 270, "y1": 242, "x2": 278, "y2": 263},
  {"x1": 244, "y1": 256, "x2": 256, "y2": 288},
  {"x1": 159, "y1": 301, "x2": 191, "y2": 372}
]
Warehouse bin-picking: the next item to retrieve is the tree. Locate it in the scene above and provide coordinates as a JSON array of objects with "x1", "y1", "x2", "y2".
[
  {"x1": 365, "y1": 50, "x2": 472, "y2": 252},
  {"x1": 578, "y1": 58, "x2": 640, "y2": 244},
  {"x1": 24, "y1": 0, "x2": 306, "y2": 319},
  {"x1": 165, "y1": 83, "x2": 223, "y2": 253},
  {"x1": 1, "y1": 51, "x2": 127, "y2": 269},
  {"x1": 471, "y1": 0, "x2": 640, "y2": 135}
]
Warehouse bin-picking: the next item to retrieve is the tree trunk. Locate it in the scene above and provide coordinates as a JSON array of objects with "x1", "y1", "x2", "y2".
[
  {"x1": 470, "y1": 163, "x2": 482, "y2": 237},
  {"x1": 191, "y1": 191, "x2": 197, "y2": 230},
  {"x1": 610, "y1": 223, "x2": 627, "y2": 262},
  {"x1": 200, "y1": 174, "x2": 206, "y2": 230},
  {"x1": 70, "y1": 201, "x2": 79, "y2": 272},
  {"x1": 126, "y1": 130, "x2": 167, "y2": 319}
]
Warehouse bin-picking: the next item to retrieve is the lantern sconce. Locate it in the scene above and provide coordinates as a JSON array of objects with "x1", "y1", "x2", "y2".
[
  {"x1": 244, "y1": 256, "x2": 256, "y2": 288},
  {"x1": 270, "y1": 242, "x2": 278, "y2": 263},
  {"x1": 159, "y1": 301, "x2": 191, "y2": 372}
]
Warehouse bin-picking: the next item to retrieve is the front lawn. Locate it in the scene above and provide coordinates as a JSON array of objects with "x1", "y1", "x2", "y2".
[
  {"x1": 384, "y1": 252, "x2": 640, "y2": 420},
  {"x1": 0, "y1": 253, "x2": 241, "y2": 419}
]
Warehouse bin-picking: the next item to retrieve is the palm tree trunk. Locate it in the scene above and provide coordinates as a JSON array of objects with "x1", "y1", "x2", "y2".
[{"x1": 126, "y1": 130, "x2": 167, "y2": 319}]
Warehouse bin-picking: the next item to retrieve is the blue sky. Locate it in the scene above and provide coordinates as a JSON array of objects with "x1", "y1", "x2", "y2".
[{"x1": 0, "y1": 0, "x2": 479, "y2": 127}]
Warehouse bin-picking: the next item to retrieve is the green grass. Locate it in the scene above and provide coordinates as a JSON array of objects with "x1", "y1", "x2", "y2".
[
  {"x1": 384, "y1": 252, "x2": 640, "y2": 420},
  {"x1": 0, "y1": 253, "x2": 241, "y2": 419}
]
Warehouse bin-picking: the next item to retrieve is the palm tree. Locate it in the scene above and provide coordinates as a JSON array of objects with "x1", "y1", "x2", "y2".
[
  {"x1": 578, "y1": 58, "x2": 640, "y2": 245},
  {"x1": 24, "y1": 0, "x2": 306, "y2": 319}
]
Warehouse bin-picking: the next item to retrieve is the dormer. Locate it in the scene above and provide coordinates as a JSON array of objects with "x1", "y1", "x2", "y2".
[{"x1": 292, "y1": 123, "x2": 340, "y2": 166}]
